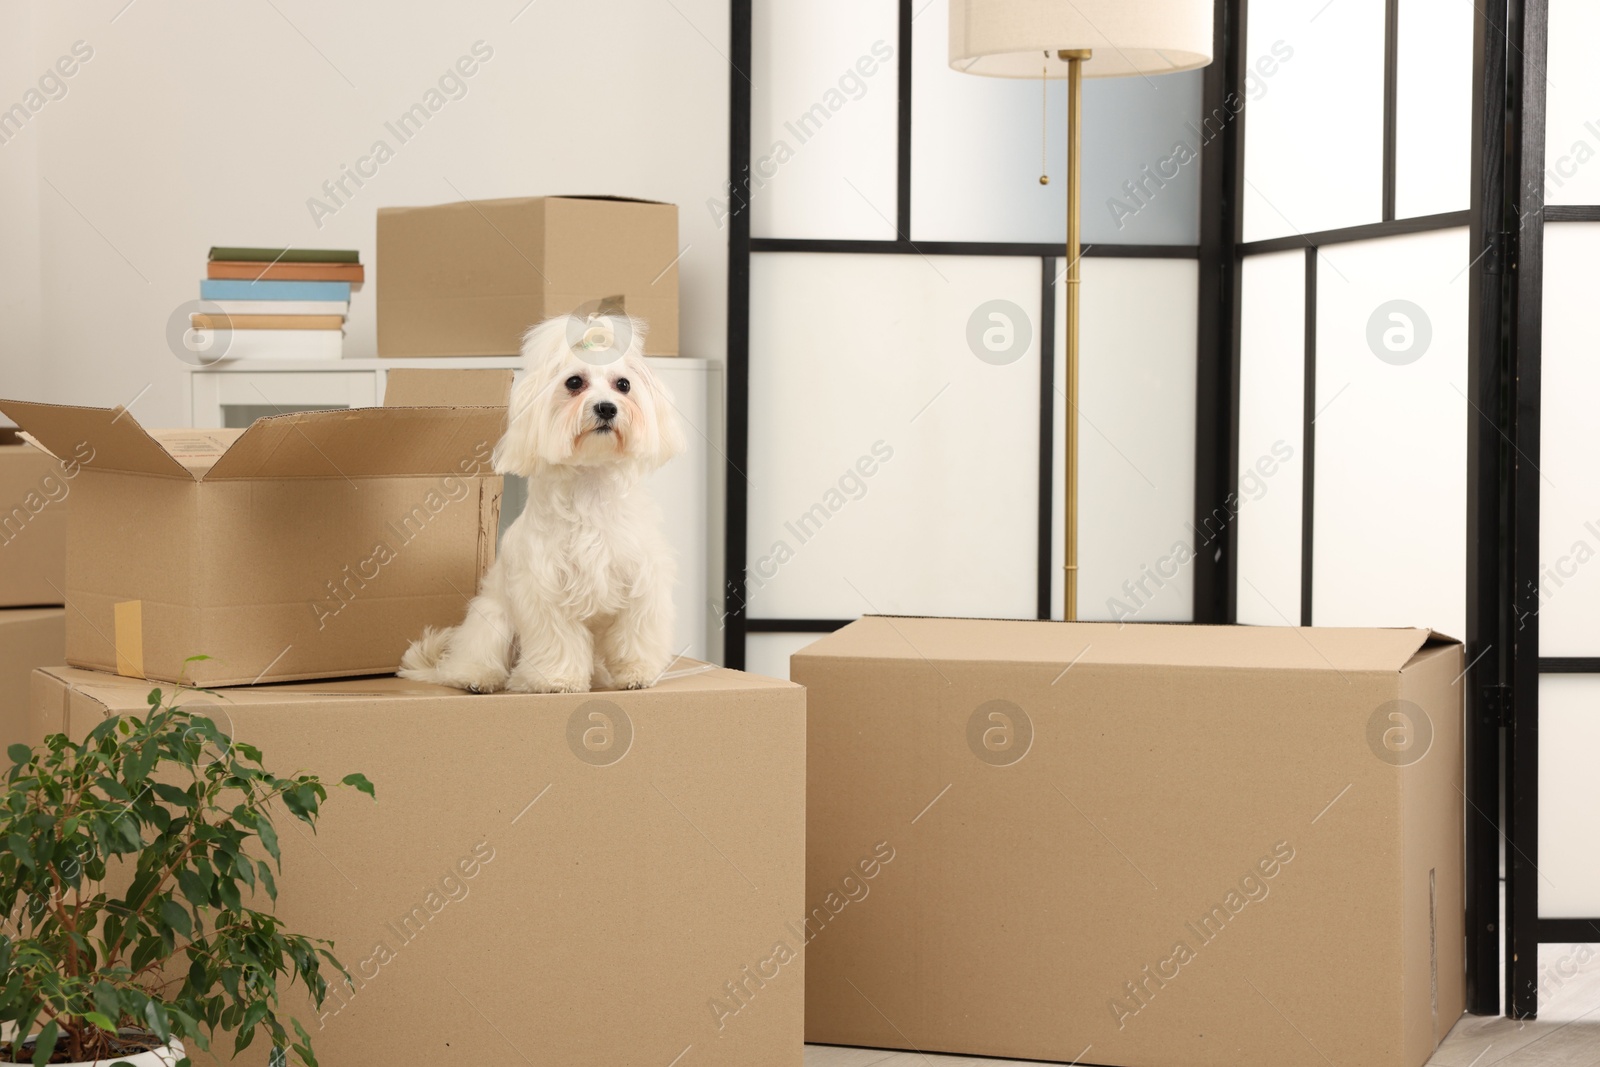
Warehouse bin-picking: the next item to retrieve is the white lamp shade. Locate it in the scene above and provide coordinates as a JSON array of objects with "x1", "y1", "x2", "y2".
[{"x1": 950, "y1": 0, "x2": 1213, "y2": 79}]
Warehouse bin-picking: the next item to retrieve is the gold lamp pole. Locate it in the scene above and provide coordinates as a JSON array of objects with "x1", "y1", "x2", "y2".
[
  {"x1": 1061, "y1": 47, "x2": 1088, "y2": 621},
  {"x1": 948, "y1": 0, "x2": 1213, "y2": 623}
]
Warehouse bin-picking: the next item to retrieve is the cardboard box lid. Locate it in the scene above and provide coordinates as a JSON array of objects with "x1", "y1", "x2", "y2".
[
  {"x1": 378, "y1": 194, "x2": 671, "y2": 217},
  {"x1": 795, "y1": 616, "x2": 1459, "y2": 674},
  {"x1": 0, "y1": 393, "x2": 509, "y2": 482},
  {"x1": 37, "y1": 658, "x2": 792, "y2": 713}
]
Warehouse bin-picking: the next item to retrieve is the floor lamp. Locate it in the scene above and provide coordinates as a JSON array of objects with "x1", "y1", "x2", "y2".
[{"x1": 949, "y1": 0, "x2": 1212, "y2": 620}]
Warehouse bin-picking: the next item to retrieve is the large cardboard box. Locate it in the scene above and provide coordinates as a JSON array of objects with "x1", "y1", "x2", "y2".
[
  {"x1": 0, "y1": 428, "x2": 75, "y2": 606},
  {"x1": 0, "y1": 608, "x2": 64, "y2": 752},
  {"x1": 0, "y1": 377, "x2": 508, "y2": 687},
  {"x1": 377, "y1": 195, "x2": 680, "y2": 357},
  {"x1": 795, "y1": 617, "x2": 1464, "y2": 1067},
  {"x1": 33, "y1": 661, "x2": 805, "y2": 1067}
]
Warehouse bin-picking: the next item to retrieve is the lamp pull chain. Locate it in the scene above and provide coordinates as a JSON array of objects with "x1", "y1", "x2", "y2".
[{"x1": 1039, "y1": 55, "x2": 1050, "y2": 185}]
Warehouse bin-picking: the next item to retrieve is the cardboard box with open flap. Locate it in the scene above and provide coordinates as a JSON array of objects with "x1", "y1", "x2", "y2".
[
  {"x1": 31, "y1": 658, "x2": 806, "y2": 1066},
  {"x1": 377, "y1": 194, "x2": 680, "y2": 357},
  {"x1": 0, "y1": 370, "x2": 512, "y2": 687},
  {"x1": 795, "y1": 616, "x2": 1465, "y2": 1067}
]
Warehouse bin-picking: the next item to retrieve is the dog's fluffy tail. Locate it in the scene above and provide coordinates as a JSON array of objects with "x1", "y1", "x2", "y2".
[{"x1": 398, "y1": 625, "x2": 454, "y2": 683}]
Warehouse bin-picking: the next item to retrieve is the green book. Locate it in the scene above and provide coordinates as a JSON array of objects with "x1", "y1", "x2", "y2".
[{"x1": 208, "y1": 247, "x2": 361, "y2": 263}]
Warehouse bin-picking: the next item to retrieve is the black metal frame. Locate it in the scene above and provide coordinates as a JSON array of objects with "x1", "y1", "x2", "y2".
[
  {"x1": 1505, "y1": 0, "x2": 1545, "y2": 1017},
  {"x1": 1464, "y1": 0, "x2": 1512, "y2": 1019}
]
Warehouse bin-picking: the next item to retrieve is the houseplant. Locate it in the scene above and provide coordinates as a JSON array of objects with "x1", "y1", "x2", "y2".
[{"x1": 0, "y1": 684, "x2": 374, "y2": 1066}]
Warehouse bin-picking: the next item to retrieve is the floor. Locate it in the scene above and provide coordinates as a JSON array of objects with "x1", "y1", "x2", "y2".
[{"x1": 803, "y1": 942, "x2": 1600, "y2": 1067}]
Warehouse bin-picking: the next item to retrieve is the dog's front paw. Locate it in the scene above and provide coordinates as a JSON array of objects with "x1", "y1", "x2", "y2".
[
  {"x1": 609, "y1": 662, "x2": 665, "y2": 691},
  {"x1": 429, "y1": 661, "x2": 509, "y2": 694},
  {"x1": 507, "y1": 666, "x2": 591, "y2": 694}
]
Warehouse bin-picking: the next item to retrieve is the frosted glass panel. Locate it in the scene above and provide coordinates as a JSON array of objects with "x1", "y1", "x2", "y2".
[
  {"x1": 1539, "y1": 225, "x2": 1600, "y2": 655},
  {"x1": 750, "y1": 0, "x2": 899, "y2": 239},
  {"x1": 1539, "y1": 675, "x2": 1600, "y2": 917},
  {"x1": 1051, "y1": 258, "x2": 1198, "y2": 621},
  {"x1": 745, "y1": 632, "x2": 828, "y2": 682},
  {"x1": 1395, "y1": 0, "x2": 1472, "y2": 218},
  {"x1": 1545, "y1": 0, "x2": 1600, "y2": 206},
  {"x1": 1243, "y1": 0, "x2": 1385, "y2": 241},
  {"x1": 748, "y1": 252, "x2": 1040, "y2": 619},
  {"x1": 1311, "y1": 229, "x2": 1468, "y2": 638},
  {"x1": 912, "y1": 0, "x2": 1201, "y2": 245},
  {"x1": 1236, "y1": 251, "x2": 1307, "y2": 626}
]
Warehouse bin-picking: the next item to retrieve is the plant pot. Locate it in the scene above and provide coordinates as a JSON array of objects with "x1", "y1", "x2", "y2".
[
  {"x1": 54, "y1": 1043, "x2": 183, "y2": 1067},
  {"x1": 0, "y1": 1028, "x2": 184, "y2": 1067}
]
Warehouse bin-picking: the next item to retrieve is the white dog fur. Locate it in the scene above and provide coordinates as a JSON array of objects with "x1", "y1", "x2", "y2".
[{"x1": 399, "y1": 312, "x2": 685, "y2": 693}]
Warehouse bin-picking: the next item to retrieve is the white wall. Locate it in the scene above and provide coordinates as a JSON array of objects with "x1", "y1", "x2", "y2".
[
  {"x1": 1, "y1": 0, "x2": 729, "y2": 427},
  {"x1": 0, "y1": 0, "x2": 44, "y2": 401}
]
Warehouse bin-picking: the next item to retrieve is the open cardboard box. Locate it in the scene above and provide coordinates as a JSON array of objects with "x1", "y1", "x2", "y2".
[
  {"x1": 0, "y1": 371, "x2": 510, "y2": 687},
  {"x1": 795, "y1": 616, "x2": 1465, "y2": 1067},
  {"x1": 377, "y1": 194, "x2": 680, "y2": 357},
  {"x1": 32, "y1": 659, "x2": 806, "y2": 1066}
]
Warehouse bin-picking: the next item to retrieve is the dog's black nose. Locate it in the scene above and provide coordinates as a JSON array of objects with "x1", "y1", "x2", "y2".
[{"x1": 594, "y1": 400, "x2": 618, "y2": 421}]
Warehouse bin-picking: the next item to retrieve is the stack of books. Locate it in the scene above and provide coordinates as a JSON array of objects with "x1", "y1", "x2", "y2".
[{"x1": 194, "y1": 247, "x2": 362, "y2": 360}]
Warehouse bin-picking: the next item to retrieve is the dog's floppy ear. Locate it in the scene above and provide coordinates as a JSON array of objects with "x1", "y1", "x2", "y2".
[
  {"x1": 629, "y1": 355, "x2": 687, "y2": 469},
  {"x1": 492, "y1": 320, "x2": 572, "y2": 475}
]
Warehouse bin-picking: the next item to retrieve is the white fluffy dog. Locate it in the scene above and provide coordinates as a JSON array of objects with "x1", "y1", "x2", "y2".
[{"x1": 400, "y1": 312, "x2": 684, "y2": 693}]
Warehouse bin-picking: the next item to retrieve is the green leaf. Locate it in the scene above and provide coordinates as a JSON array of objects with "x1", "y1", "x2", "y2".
[
  {"x1": 148, "y1": 688, "x2": 163, "y2": 707},
  {"x1": 257, "y1": 859, "x2": 277, "y2": 901},
  {"x1": 83, "y1": 1010, "x2": 118, "y2": 1032},
  {"x1": 126, "y1": 742, "x2": 159, "y2": 784},
  {"x1": 340, "y1": 772, "x2": 376, "y2": 799},
  {"x1": 177, "y1": 867, "x2": 208, "y2": 906},
  {"x1": 32, "y1": 1020, "x2": 57, "y2": 1067},
  {"x1": 109, "y1": 814, "x2": 143, "y2": 852},
  {"x1": 144, "y1": 998, "x2": 172, "y2": 1042},
  {"x1": 241, "y1": 1000, "x2": 269, "y2": 1034},
  {"x1": 7, "y1": 833, "x2": 32, "y2": 869},
  {"x1": 160, "y1": 897, "x2": 193, "y2": 937},
  {"x1": 255, "y1": 813, "x2": 280, "y2": 862},
  {"x1": 184, "y1": 654, "x2": 212, "y2": 662},
  {"x1": 153, "y1": 782, "x2": 193, "y2": 808},
  {"x1": 6, "y1": 743, "x2": 29, "y2": 767}
]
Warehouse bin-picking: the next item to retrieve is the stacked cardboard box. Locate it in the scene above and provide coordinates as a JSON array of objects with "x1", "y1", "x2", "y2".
[
  {"x1": 6, "y1": 370, "x2": 808, "y2": 1066},
  {"x1": 0, "y1": 428, "x2": 69, "y2": 751},
  {"x1": 377, "y1": 195, "x2": 681, "y2": 357},
  {"x1": 0, "y1": 371, "x2": 510, "y2": 686}
]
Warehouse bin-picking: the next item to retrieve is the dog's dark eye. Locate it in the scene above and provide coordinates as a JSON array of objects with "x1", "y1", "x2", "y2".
[
  {"x1": 565, "y1": 375, "x2": 584, "y2": 392},
  {"x1": 615, "y1": 378, "x2": 630, "y2": 394}
]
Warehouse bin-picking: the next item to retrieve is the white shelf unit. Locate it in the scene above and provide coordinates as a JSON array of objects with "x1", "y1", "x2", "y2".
[{"x1": 185, "y1": 357, "x2": 719, "y2": 663}]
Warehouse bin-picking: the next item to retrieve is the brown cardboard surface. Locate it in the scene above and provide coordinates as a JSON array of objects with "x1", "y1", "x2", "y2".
[
  {"x1": 794, "y1": 617, "x2": 1465, "y2": 1067},
  {"x1": 0, "y1": 386, "x2": 509, "y2": 687},
  {"x1": 35, "y1": 661, "x2": 806, "y2": 1067},
  {"x1": 383, "y1": 368, "x2": 515, "y2": 408},
  {"x1": 0, "y1": 430, "x2": 76, "y2": 605},
  {"x1": 0, "y1": 608, "x2": 64, "y2": 751},
  {"x1": 377, "y1": 195, "x2": 680, "y2": 357}
]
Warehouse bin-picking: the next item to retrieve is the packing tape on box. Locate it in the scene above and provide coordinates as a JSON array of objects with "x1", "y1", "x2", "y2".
[{"x1": 113, "y1": 600, "x2": 146, "y2": 679}]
